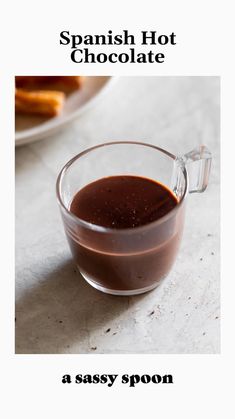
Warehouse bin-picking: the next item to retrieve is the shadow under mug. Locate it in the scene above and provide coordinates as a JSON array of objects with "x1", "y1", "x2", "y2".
[{"x1": 56, "y1": 141, "x2": 212, "y2": 296}]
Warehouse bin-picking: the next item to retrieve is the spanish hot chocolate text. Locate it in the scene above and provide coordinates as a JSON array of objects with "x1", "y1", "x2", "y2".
[{"x1": 59, "y1": 30, "x2": 177, "y2": 64}]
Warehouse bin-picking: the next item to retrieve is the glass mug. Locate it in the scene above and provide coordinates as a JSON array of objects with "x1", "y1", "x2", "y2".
[{"x1": 56, "y1": 141, "x2": 211, "y2": 296}]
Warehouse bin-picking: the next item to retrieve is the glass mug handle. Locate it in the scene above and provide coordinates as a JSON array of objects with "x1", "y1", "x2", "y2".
[{"x1": 172, "y1": 145, "x2": 212, "y2": 195}]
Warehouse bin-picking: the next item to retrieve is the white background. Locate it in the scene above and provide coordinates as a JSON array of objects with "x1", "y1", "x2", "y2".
[{"x1": 0, "y1": 0, "x2": 234, "y2": 417}]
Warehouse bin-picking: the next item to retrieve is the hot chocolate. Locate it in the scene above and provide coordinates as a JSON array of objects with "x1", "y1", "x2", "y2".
[{"x1": 66, "y1": 175, "x2": 183, "y2": 292}]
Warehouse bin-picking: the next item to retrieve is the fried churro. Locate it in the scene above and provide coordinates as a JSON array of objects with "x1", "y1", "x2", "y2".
[
  {"x1": 15, "y1": 88, "x2": 65, "y2": 116},
  {"x1": 15, "y1": 76, "x2": 83, "y2": 116}
]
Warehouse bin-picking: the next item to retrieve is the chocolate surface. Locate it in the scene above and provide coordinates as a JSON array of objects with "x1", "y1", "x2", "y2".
[{"x1": 70, "y1": 175, "x2": 178, "y2": 228}]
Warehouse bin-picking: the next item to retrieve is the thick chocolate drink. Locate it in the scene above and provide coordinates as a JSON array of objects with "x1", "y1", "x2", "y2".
[
  {"x1": 70, "y1": 175, "x2": 178, "y2": 229},
  {"x1": 67, "y1": 175, "x2": 184, "y2": 293}
]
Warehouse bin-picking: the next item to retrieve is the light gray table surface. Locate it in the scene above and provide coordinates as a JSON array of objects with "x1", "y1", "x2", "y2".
[{"x1": 15, "y1": 76, "x2": 220, "y2": 354}]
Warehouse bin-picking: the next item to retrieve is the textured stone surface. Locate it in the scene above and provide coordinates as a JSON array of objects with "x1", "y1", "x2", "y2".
[{"x1": 15, "y1": 76, "x2": 220, "y2": 354}]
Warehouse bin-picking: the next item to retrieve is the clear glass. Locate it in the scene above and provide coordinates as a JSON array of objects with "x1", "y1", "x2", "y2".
[{"x1": 56, "y1": 141, "x2": 211, "y2": 296}]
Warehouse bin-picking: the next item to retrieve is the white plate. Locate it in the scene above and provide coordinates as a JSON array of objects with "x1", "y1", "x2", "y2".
[{"x1": 15, "y1": 76, "x2": 117, "y2": 146}]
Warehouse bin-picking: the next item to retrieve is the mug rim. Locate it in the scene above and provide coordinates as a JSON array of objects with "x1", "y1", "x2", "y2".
[{"x1": 56, "y1": 141, "x2": 188, "y2": 234}]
